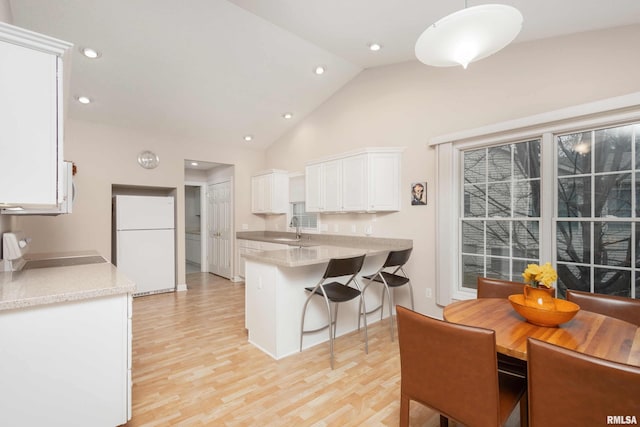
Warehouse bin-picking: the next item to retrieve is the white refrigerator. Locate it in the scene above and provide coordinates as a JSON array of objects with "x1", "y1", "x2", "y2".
[{"x1": 113, "y1": 195, "x2": 175, "y2": 295}]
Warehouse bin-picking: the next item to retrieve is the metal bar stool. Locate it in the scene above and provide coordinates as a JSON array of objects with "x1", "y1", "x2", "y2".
[
  {"x1": 359, "y1": 247, "x2": 413, "y2": 341},
  {"x1": 299, "y1": 254, "x2": 367, "y2": 369}
]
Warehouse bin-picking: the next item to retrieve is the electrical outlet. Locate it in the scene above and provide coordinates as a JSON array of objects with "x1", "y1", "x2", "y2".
[
  {"x1": 365, "y1": 225, "x2": 373, "y2": 235},
  {"x1": 242, "y1": 223, "x2": 249, "y2": 230},
  {"x1": 425, "y1": 288, "x2": 433, "y2": 298}
]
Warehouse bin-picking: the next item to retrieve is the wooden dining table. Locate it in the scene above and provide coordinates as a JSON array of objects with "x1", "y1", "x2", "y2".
[{"x1": 443, "y1": 298, "x2": 640, "y2": 366}]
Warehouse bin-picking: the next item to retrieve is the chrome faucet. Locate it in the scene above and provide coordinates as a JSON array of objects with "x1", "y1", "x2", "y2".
[{"x1": 290, "y1": 216, "x2": 302, "y2": 240}]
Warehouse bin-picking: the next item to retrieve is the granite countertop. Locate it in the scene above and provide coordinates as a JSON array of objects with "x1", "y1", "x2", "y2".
[
  {"x1": 237, "y1": 231, "x2": 412, "y2": 268},
  {"x1": 0, "y1": 260, "x2": 135, "y2": 311}
]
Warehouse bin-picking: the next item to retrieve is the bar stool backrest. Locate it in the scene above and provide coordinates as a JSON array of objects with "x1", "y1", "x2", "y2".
[
  {"x1": 383, "y1": 248, "x2": 412, "y2": 269},
  {"x1": 323, "y1": 255, "x2": 365, "y2": 279}
]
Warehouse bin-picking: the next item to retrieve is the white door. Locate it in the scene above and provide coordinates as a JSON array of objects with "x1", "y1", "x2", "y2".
[{"x1": 208, "y1": 181, "x2": 231, "y2": 278}]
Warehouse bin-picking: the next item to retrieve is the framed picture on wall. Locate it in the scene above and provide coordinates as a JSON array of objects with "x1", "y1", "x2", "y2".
[{"x1": 411, "y1": 182, "x2": 427, "y2": 205}]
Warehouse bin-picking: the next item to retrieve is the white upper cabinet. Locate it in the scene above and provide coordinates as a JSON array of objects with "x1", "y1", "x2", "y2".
[
  {"x1": 0, "y1": 23, "x2": 71, "y2": 208},
  {"x1": 305, "y1": 163, "x2": 323, "y2": 212},
  {"x1": 305, "y1": 148, "x2": 403, "y2": 213},
  {"x1": 251, "y1": 170, "x2": 289, "y2": 214},
  {"x1": 367, "y1": 151, "x2": 402, "y2": 211}
]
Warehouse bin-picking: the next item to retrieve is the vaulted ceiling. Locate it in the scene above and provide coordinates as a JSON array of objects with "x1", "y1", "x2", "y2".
[{"x1": 6, "y1": 0, "x2": 640, "y2": 149}]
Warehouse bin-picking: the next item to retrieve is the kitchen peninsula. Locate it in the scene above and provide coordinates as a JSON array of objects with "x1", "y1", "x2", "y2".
[
  {"x1": 0, "y1": 257, "x2": 135, "y2": 427},
  {"x1": 238, "y1": 231, "x2": 412, "y2": 359}
]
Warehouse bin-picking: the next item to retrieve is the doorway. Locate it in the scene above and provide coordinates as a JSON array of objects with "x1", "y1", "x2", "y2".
[
  {"x1": 184, "y1": 185, "x2": 203, "y2": 274},
  {"x1": 184, "y1": 160, "x2": 234, "y2": 280}
]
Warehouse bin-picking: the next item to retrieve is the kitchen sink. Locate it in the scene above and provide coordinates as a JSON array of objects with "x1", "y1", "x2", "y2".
[
  {"x1": 22, "y1": 255, "x2": 107, "y2": 270},
  {"x1": 271, "y1": 237, "x2": 301, "y2": 243}
]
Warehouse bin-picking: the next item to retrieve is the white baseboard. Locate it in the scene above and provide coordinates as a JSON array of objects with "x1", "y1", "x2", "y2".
[{"x1": 176, "y1": 283, "x2": 188, "y2": 292}]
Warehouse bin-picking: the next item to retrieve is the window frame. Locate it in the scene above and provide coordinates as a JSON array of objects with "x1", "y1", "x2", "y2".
[{"x1": 433, "y1": 93, "x2": 640, "y2": 305}]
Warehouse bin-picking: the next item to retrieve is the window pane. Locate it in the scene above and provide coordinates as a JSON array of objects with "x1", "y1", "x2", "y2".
[
  {"x1": 635, "y1": 124, "x2": 640, "y2": 171},
  {"x1": 462, "y1": 255, "x2": 484, "y2": 289},
  {"x1": 486, "y1": 221, "x2": 510, "y2": 256},
  {"x1": 557, "y1": 263, "x2": 591, "y2": 298},
  {"x1": 513, "y1": 179, "x2": 540, "y2": 217},
  {"x1": 595, "y1": 222, "x2": 631, "y2": 267},
  {"x1": 464, "y1": 149, "x2": 486, "y2": 184},
  {"x1": 557, "y1": 132, "x2": 591, "y2": 176},
  {"x1": 594, "y1": 268, "x2": 631, "y2": 297},
  {"x1": 488, "y1": 145, "x2": 511, "y2": 182},
  {"x1": 514, "y1": 140, "x2": 541, "y2": 180},
  {"x1": 487, "y1": 256, "x2": 510, "y2": 279},
  {"x1": 557, "y1": 176, "x2": 591, "y2": 217},
  {"x1": 487, "y1": 183, "x2": 510, "y2": 217},
  {"x1": 594, "y1": 173, "x2": 631, "y2": 218},
  {"x1": 636, "y1": 174, "x2": 640, "y2": 218},
  {"x1": 461, "y1": 221, "x2": 484, "y2": 255},
  {"x1": 513, "y1": 221, "x2": 539, "y2": 259},
  {"x1": 464, "y1": 184, "x2": 485, "y2": 217},
  {"x1": 512, "y1": 259, "x2": 535, "y2": 282},
  {"x1": 557, "y1": 221, "x2": 590, "y2": 263},
  {"x1": 594, "y1": 125, "x2": 632, "y2": 173}
]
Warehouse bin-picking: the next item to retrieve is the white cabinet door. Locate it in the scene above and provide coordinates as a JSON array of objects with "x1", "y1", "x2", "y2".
[
  {"x1": 0, "y1": 39, "x2": 58, "y2": 207},
  {"x1": 305, "y1": 163, "x2": 323, "y2": 212},
  {"x1": 251, "y1": 174, "x2": 266, "y2": 213},
  {"x1": 368, "y1": 152, "x2": 401, "y2": 211},
  {"x1": 342, "y1": 154, "x2": 368, "y2": 212},
  {"x1": 0, "y1": 294, "x2": 131, "y2": 426},
  {"x1": 323, "y1": 159, "x2": 343, "y2": 212},
  {"x1": 251, "y1": 171, "x2": 288, "y2": 214}
]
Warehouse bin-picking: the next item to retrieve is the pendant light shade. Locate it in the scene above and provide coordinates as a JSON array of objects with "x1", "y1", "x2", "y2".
[{"x1": 415, "y1": 4, "x2": 523, "y2": 69}]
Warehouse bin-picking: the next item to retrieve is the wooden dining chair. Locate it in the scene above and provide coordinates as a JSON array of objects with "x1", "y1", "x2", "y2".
[
  {"x1": 477, "y1": 277, "x2": 524, "y2": 298},
  {"x1": 476, "y1": 277, "x2": 529, "y2": 378},
  {"x1": 527, "y1": 338, "x2": 640, "y2": 427},
  {"x1": 396, "y1": 305, "x2": 527, "y2": 427},
  {"x1": 565, "y1": 289, "x2": 640, "y2": 326}
]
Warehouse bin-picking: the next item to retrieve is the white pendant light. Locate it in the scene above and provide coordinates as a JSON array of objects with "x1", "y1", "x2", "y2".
[{"x1": 415, "y1": 3, "x2": 523, "y2": 69}]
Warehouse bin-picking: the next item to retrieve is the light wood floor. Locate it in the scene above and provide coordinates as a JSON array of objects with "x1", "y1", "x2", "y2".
[{"x1": 122, "y1": 272, "x2": 439, "y2": 427}]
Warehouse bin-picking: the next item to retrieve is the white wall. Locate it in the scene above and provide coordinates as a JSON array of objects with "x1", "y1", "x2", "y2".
[
  {"x1": 265, "y1": 25, "x2": 640, "y2": 318},
  {"x1": 15, "y1": 119, "x2": 267, "y2": 286},
  {"x1": 0, "y1": 0, "x2": 12, "y2": 24}
]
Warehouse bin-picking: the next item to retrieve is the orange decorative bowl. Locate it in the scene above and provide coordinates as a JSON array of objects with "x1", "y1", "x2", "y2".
[{"x1": 508, "y1": 294, "x2": 580, "y2": 327}]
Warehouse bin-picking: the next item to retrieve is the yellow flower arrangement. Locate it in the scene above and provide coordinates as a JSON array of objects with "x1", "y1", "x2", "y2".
[{"x1": 522, "y1": 262, "x2": 557, "y2": 288}]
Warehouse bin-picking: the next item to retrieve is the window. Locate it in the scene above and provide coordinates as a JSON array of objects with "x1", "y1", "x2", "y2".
[
  {"x1": 434, "y1": 94, "x2": 640, "y2": 303},
  {"x1": 288, "y1": 174, "x2": 318, "y2": 232},
  {"x1": 456, "y1": 123, "x2": 640, "y2": 299},
  {"x1": 461, "y1": 140, "x2": 541, "y2": 288},
  {"x1": 289, "y1": 201, "x2": 318, "y2": 231},
  {"x1": 556, "y1": 124, "x2": 640, "y2": 297}
]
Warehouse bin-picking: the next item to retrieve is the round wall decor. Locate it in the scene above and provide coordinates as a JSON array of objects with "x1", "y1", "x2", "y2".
[{"x1": 137, "y1": 150, "x2": 159, "y2": 169}]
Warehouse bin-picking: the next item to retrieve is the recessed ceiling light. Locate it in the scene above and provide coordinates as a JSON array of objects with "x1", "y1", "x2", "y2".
[
  {"x1": 282, "y1": 112, "x2": 293, "y2": 119},
  {"x1": 314, "y1": 66, "x2": 325, "y2": 75},
  {"x1": 191, "y1": 162, "x2": 199, "y2": 166},
  {"x1": 77, "y1": 96, "x2": 92, "y2": 104},
  {"x1": 368, "y1": 43, "x2": 382, "y2": 51},
  {"x1": 244, "y1": 135, "x2": 253, "y2": 142},
  {"x1": 80, "y1": 47, "x2": 101, "y2": 59}
]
